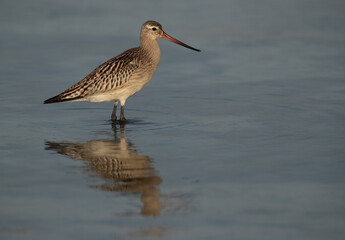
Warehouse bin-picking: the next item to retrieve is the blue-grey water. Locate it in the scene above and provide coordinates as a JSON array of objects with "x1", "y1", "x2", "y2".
[{"x1": 1, "y1": 0, "x2": 345, "y2": 239}]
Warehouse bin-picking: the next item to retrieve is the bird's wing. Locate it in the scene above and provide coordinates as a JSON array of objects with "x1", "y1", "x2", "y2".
[{"x1": 47, "y1": 48, "x2": 142, "y2": 103}]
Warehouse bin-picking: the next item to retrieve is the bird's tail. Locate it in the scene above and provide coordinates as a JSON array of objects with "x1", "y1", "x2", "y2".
[
  {"x1": 44, "y1": 94, "x2": 82, "y2": 104},
  {"x1": 44, "y1": 77, "x2": 92, "y2": 104},
  {"x1": 44, "y1": 94, "x2": 63, "y2": 104}
]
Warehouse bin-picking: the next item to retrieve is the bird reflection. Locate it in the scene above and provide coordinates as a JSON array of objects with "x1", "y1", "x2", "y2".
[{"x1": 45, "y1": 123, "x2": 163, "y2": 217}]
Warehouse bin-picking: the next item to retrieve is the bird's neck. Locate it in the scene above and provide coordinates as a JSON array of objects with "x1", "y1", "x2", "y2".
[{"x1": 140, "y1": 37, "x2": 161, "y2": 67}]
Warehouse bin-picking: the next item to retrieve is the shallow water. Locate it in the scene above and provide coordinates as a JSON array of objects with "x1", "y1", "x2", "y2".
[{"x1": 1, "y1": 0, "x2": 345, "y2": 239}]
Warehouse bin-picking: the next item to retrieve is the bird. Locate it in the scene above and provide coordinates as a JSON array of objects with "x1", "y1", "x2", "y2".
[{"x1": 44, "y1": 20, "x2": 200, "y2": 122}]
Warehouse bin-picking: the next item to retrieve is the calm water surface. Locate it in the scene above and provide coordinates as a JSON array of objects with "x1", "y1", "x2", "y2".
[{"x1": 1, "y1": 0, "x2": 345, "y2": 239}]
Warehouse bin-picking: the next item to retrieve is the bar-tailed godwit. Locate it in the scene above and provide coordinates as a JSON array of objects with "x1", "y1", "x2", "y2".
[{"x1": 44, "y1": 20, "x2": 200, "y2": 122}]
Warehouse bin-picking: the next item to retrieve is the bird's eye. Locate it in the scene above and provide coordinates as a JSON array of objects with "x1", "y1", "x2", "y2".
[{"x1": 152, "y1": 27, "x2": 157, "y2": 31}]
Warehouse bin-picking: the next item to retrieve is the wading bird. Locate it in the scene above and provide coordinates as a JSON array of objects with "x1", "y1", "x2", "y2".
[{"x1": 44, "y1": 20, "x2": 200, "y2": 122}]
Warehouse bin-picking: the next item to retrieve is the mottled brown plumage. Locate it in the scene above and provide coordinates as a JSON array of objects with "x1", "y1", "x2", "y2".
[{"x1": 44, "y1": 20, "x2": 200, "y2": 122}]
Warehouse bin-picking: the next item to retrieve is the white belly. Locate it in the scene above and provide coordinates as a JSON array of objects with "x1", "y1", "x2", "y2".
[{"x1": 87, "y1": 78, "x2": 150, "y2": 103}]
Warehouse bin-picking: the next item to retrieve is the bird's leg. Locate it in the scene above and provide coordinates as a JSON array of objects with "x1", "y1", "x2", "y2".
[
  {"x1": 111, "y1": 101, "x2": 119, "y2": 121},
  {"x1": 120, "y1": 102, "x2": 126, "y2": 122}
]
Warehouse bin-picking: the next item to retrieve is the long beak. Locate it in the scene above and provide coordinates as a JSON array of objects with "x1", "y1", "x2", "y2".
[{"x1": 162, "y1": 32, "x2": 201, "y2": 52}]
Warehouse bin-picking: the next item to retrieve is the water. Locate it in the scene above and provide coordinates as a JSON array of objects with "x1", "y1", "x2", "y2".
[{"x1": 1, "y1": 0, "x2": 345, "y2": 239}]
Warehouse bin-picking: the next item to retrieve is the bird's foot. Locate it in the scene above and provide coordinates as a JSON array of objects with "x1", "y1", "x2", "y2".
[
  {"x1": 111, "y1": 115, "x2": 117, "y2": 122},
  {"x1": 119, "y1": 116, "x2": 126, "y2": 123}
]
